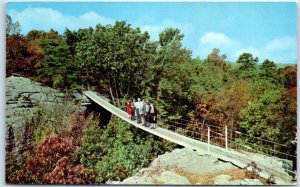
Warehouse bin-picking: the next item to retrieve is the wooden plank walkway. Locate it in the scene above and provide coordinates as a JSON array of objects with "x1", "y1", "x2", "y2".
[{"x1": 83, "y1": 91, "x2": 293, "y2": 184}]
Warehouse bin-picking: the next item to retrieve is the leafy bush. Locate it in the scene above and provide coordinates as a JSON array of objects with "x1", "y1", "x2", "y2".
[
  {"x1": 75, "y1": 116, "x2": 103, "y2": 169},
  {"x1": 44, "y1": 156, "x2": 94, "y2": 184},
  {"x1": 24, "y1": 135, "x2": 76, "y2": 183},
  {"x1": 32, "y1": 102, "x2": 77, "y2": 144},
  {"x1": 76, "y1": 117, "x2": 176, "y2": 183},
  {"x1": 7, "y1": 104, "x2": 93, "y2": 184}
]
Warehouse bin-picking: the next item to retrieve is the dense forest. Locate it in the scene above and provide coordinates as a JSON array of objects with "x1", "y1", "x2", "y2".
[{"x1": 6, "y1": 14, "x2": 297, "y2": 184}]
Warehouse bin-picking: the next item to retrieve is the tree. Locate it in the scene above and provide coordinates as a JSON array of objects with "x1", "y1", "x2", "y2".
[
  {"x1": 47, "y1": 29, "x2": 59, "y2": 39},
  {"x1": 237, "y1": 53, "x2": 258, "y2": 70},
  {"x1": 147, "y1": 28, "x2": 191, "y2": 103},
  {"x1": 6, "y1": 36, "x2": 43, "y2": 77},
  {"x1": 74, "y1": 27, "x2": 99, "y2": 90},
  {"x1": 26, "y1": 30, "x2": 47, "y2": 41},
  {"x1": 6, "y1": 14, "x2": 21, "y2": 36},
  {"x1": 216, "y1": 81, "x2": 250, "y2": 132},
  {"x1": 279, "y1": 65, "x2": 297, "y2": 89},
  {"x1": 247, "y1": 79, "x2": 280, "y2": 102},
  {"x1": 39, "y1": 37, "x2": 80, "y2": 89},
  {"x1": 207, "y1": 48, "x2": 227, "y2": 67},
  {"x1": 159, "y1": 27, "x2": 183, "y2": 46},
  {"x1": 259, "y1": 59, "x2": 278, "y2": 83},
  {"x1": 75, "y1": 21, "x2": 156, "y2": 104},
  {"x1": 26, "y1": 29, "x2": 59, "y2": 41},
  {"x1": 156, "y1": 62, "x2": 195, "y2": 119},
  {"x1": 188, "y1": 78, "x2": 250, "y2": 142},
  {"x1": 63, "y1": 28, "x2": 79, "y2": 57},
  {"x1": 237, "y1": 76, "x2": 296, "y2": 158},
  {"x1": 236, "y1": 53, "x2": 259, "y2": 79}
]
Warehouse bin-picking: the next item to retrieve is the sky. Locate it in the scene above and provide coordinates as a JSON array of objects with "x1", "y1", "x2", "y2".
[{"x1": 6, "y1": 2, "x2": 298, "y2": 64}]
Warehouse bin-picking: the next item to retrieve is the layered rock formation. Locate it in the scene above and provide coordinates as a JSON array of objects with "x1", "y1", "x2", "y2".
[
  {"x1": 119, "y1": 148, "x2": 265, "y2": 185},
  {"x1": 5, "y1": 76, "x2": 90, "y2": 143}
]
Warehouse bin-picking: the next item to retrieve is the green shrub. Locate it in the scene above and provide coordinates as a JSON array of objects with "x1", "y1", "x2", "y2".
[
  {"x1": 75, "y1": 115, "x2": 103, "y2": 169},
  {"x1": 77, "y1": 117, "x2": 176, "y2": 183},
  {"x1": 32, "y1": 101, "x2": 77, "y2": 144}
]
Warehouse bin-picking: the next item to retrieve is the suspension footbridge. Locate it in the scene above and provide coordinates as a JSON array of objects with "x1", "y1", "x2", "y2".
[{"x1": 83, "y1": 91, "x2": 295, "y2": 184}]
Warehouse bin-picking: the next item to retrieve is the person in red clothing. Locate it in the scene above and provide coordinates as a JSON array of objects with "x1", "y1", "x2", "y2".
[{"x1": 126, "y1": 101, "x2": 133, "y2": 120}]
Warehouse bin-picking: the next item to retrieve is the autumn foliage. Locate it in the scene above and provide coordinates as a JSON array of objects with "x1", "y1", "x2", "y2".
[
  {"x1": 44, "y1": 156, "x2": 94, "y2": 184},
  {"x1": 6, "y1": 36, "x2": 44, "y2": 77},
  {"x1": 12, "y1": 133, "x2": 93, "y2": 184}
]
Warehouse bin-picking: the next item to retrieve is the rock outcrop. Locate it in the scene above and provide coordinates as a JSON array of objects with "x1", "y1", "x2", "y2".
[
  {"x1": 120, "y1": 148, "x2": 266, "y2": 185},
  {"x1": 5, "y1": 76, "x2": 90, "y2": 144}
]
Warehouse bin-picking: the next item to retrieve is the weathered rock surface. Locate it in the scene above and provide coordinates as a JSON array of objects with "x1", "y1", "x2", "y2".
[
  {"x1": 213, "y1": 174, "x2": 264, "y2": 185},
  {"x1": 148, "y1": 148, "x2": 236, "y2": 174},
  {"x1": 121, "y1": 175, "x2": 154, "y2": 184},
  {"x1": 240, "y1": 179, "x2": 264, "y2": 185},
  {"x1": 6, "y1": 76, "x2": 62, "y2": 128},
  {"x1": 214, "y1": 174, "x2": 232, "y2": 184},
  {"x1": 120, "y1": 148, "x2": 266, "y2": 185},
  {"x1": 5, "y1": 76, "x2": 90, "y2": 143},
  {"x1": 105, "y1": 180, "x2": 121, "y2": 184},
  {"x1": 154, "y1": 171, "x2": 191, "y2": 184}
]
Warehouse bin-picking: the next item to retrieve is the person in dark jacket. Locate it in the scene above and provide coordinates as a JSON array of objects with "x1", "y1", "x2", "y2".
[
  {"x1": 140, "y1": 100, "x2": 147, "y2": 126},
  {"x1": 131, "y1": 99, "x2": 136, "y2": 121},
  {"x1": 144, "y1": 100, "x2": 150, "y2": 127}
]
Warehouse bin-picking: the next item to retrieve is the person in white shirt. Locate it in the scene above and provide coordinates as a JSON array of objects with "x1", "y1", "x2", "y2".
[
  {"x1": 134, "y1": 98, "x2": 141, "y2": 123},
  {"x1": 140, "y1": 100, "x2": 146, "y2": 126}
]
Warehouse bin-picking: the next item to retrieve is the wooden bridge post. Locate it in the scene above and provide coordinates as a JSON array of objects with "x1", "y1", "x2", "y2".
[
  {"x1": 208, "y1": 126, "x2": 210, "y2": 153},
  {"x1": 225, "y1": 126, "x2": 228, "y2": 151}
]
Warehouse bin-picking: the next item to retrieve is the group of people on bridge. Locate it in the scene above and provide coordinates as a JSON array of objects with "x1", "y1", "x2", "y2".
[{"x1": 126, "y1": 98, "x2": 157, "y2": 129}]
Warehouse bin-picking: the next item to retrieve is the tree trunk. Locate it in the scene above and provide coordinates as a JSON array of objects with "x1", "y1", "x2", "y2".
[
  {"x1": 113, "y1": 76, "x2": 120, "y2": 107},
  {"x1": 108, "y1": 80, "x2": 116, "y2": 106}
]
